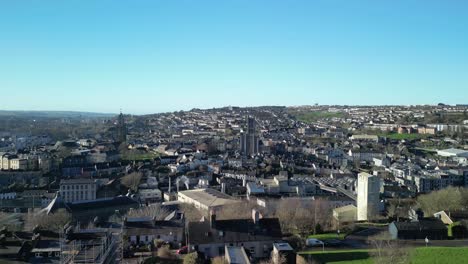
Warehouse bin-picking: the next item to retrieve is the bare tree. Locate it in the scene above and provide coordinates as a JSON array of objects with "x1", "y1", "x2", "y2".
[
  {"x1": 121, "y1": 172, "x2": 142, "y2": 192},
  {"x1": 274, "y1": 198, "x2": 331, "y2": 237},
  {"x1": 157, "y1": 245, "x2": 176, "y2": 259},
  {"x1": 369, "y1": 232, "x2": 411, "y2": 264},
  {"x1": 24, "y1": 209, "x2": 71, "y2": 232},
  {"x1": 387, "y1": 198, "x2": 415, "y2": 221},
  {"x1": 297, "y1": 255, "x2": 318, "y2": 264},
  {"x1": 258, "y1": 253, "x2": 286, "y2": 264},
  {"x1": 126, "y1": 204, "x2": 170, "y2": 220},
  {"x1": 211, "y1": 256, "x2": 228, "y2": 264},
  {"x1": 217, "y1": 201, "x2": 258, "y2": 220}
]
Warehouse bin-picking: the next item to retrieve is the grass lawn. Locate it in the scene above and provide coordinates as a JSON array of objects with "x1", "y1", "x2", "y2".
[
  {"x1": 300, "y1": 247, "x2": 468, "y2": 264},
  {"x1": 122, "y1": 152, "x2": 160, "y2": 161},
  {"x1": 378, "y1": 132, "x2": 428, "y2": 140},
  {"x1": 410, "y1": 247, "x2": 468, "y2": 264},
  {"x1": 293, "y1": 111, "x2": 346, "y2": 123},
  {"x1": 308, "y1": 233, "x2": 346, "y2": 241}
]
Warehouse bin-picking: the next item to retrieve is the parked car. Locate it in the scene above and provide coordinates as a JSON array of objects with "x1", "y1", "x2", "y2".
[
  {"x1": 306, "y1": 238, "x2": 324, "y2": 247},
  {"x1": 176, "y1": 246, "x2": 188, "y2": 255}
]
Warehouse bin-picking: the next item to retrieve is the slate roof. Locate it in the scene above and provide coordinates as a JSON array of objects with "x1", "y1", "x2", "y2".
[
  {"x1": 393, "y1": 219, "x2": 447, "y2": 231},
  {"x1": 67, "y1": 196, "x2": 138, "y2": 211},
  {"x1": 188, "y1": 218, "x2": 282, "y2": 245}
]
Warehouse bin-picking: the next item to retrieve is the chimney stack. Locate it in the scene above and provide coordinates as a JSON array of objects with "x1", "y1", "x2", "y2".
[
  {"x1": 252, "y1": 209, "x2": 260, "y2": 224},
  {"x1": 210, "y1": 210, "x2": 216, "y2": 228}
]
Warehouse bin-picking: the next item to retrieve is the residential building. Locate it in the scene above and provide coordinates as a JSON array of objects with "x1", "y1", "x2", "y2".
[
  {"x1": 388, "y1": 219, "x2": 448, "y2": 240},
  {"x1": 187, "y1": 210, "x2": 282, "y2": 259},
  {"x1": 357, "y1": 172, "x2": 381, "y2": 221},
  {"x1": 124, "y1": 214, "x2": 185, "y2": 248},
  {"x1": 59, "y1": 178, "x2": 97, "y2": 203}
]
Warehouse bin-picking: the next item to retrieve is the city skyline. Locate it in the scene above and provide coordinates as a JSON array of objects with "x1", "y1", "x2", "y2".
[{"x1": 1, "y1": 0, "x2": 467, "y2": 114}]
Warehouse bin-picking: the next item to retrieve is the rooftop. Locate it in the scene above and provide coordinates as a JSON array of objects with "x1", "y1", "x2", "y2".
[{"x1": 178, "y1": 188, "x2": 239, "y2": 208}]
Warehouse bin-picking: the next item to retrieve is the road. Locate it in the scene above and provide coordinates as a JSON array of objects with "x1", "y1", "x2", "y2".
[{"x1": 304, "y1": 227, "x2": 468, "y2": 253}]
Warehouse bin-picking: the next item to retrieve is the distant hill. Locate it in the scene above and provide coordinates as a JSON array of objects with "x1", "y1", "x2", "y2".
[{"x1": 0, "y1": 110, "x2": 116, "y2": 119}]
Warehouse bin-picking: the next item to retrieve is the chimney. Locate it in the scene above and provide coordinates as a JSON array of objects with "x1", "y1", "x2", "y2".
[
  {"x1": 252, "y1": 209, "x2": 260, "y2": 224},
  {"x1": 210, "y1": 210, "x2": 216, "y2": 228}
]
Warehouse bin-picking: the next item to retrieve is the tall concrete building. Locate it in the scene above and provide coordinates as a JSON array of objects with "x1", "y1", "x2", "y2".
[
  {"x1": 240, "y1": 116, "x2": 259, "y2": 156},
  {"x1": 357, "y1": 172, "x2": 381, "y2": 221}
]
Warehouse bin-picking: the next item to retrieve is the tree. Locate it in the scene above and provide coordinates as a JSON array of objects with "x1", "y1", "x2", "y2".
[
  {"x1": 417, "y1": 187, "x2": 464, "y2": 216},
  {"x1": 296, "y1": 255, "x2": 317, "y2": 264},
  {"x1": 211, "y1": 257, "x2": 227, "y2": 264},
  {"x1": 274, "y1": 198, "x2": 331, "y2": 237},
  {"x1": 24, "y1": 209, "x2": 71, "y2": 232},
  {"x1": 184, "y1": 252, "x2": 203, "y2": 264},
  {"x1": 369, "y1": 232, "x2": 411, "y2": 264},
  {"x1": 217, "y1": 201, "x2": 258, "y2": 220},
  {"x1": 126, "y1": 204, "x2": 169, "y2": 220},
  {"x1": 387, "y1": 198, "x2": 414, "y2": 221},
  {"x1": 121, "y1": 172, "x2": 142, "y2": 192},
  {"x1": 157, "y1": 246, "x2": 176, "y2": 259}
]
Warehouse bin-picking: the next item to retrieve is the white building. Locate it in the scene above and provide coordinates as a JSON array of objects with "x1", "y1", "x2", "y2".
[
  {"x1": 59, "y1": 179, "x2": 97, "y2": 203},
  {"x1": 437, "y1": 148, "x2": 468, "y2": 158},
  {"x1": 177, "y1": 188, "x2": 239, "y2": 213},
  {"x1": 357, "y1": 172, "x2": 381, "y2": 221}
]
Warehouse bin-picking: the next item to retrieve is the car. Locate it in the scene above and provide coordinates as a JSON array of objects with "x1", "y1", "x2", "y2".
[
  {"x1": 306, "y1": 238, "x2": 324, "y2": 247},
  {"x1": 176, "y1": 246, "x2": 188, "y2": 255}
]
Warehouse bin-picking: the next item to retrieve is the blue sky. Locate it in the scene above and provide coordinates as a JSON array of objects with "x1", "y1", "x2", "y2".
[{"x1": 0, "y1": 0, "x2": 467, "y2": 114}]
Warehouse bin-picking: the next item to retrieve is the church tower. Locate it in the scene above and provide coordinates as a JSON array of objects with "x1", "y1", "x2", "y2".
[{"x1": 117, "y1": 111, "x2": 127, "y2": 143}]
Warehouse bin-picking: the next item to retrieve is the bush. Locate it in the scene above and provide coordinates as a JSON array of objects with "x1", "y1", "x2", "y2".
[
  {"x1": 158, "y1": 246, "x2": 175, "y2": 259},
  {"x1": 184, "y1": 252, "x2": 203, "y2": 264}
]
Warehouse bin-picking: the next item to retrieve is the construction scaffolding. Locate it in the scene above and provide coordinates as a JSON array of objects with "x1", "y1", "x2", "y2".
[{"x1": 60, "y1": 227, "x2": 119, "y2": 264}]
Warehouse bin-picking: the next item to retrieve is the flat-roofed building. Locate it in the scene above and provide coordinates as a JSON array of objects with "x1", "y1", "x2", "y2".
[
  {"x1": 177, "y1": 188, "x2": 239, "y2": 213},
  {"x1": 349, "y1": 134, "x2": 378, "y2": 142},
  {"x1": 225, "y1": 246, "x2": 251, "y2": 264},
  {"x1": 437, "y1": 148, "x2": 468, "y2": 158},
  {"x1": 272, "y1": 243, "x2": 295, "y2": 264}
]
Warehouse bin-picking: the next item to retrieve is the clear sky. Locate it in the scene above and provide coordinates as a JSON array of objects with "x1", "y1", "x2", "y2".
[{"x1": 0, "y1": 0, "x2": 467, "y2": 114}]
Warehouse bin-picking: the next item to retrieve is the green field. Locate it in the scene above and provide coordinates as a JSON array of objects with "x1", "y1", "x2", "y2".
[
  {"x1": 300, "y1": 247, "x2": 468, "y2": 264},
  {"x1": 378, "y1": 132, "x2": 428, "y2": 140},
  {"x1": 121, "y1": 152, "x2": 160, "y2": 161},
  {"x1": 292, "y1": 111, "x2": 346, "y2": 123},
  {"x1": 410, "y1": 247, "x2": 468, "y2": 264}
]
